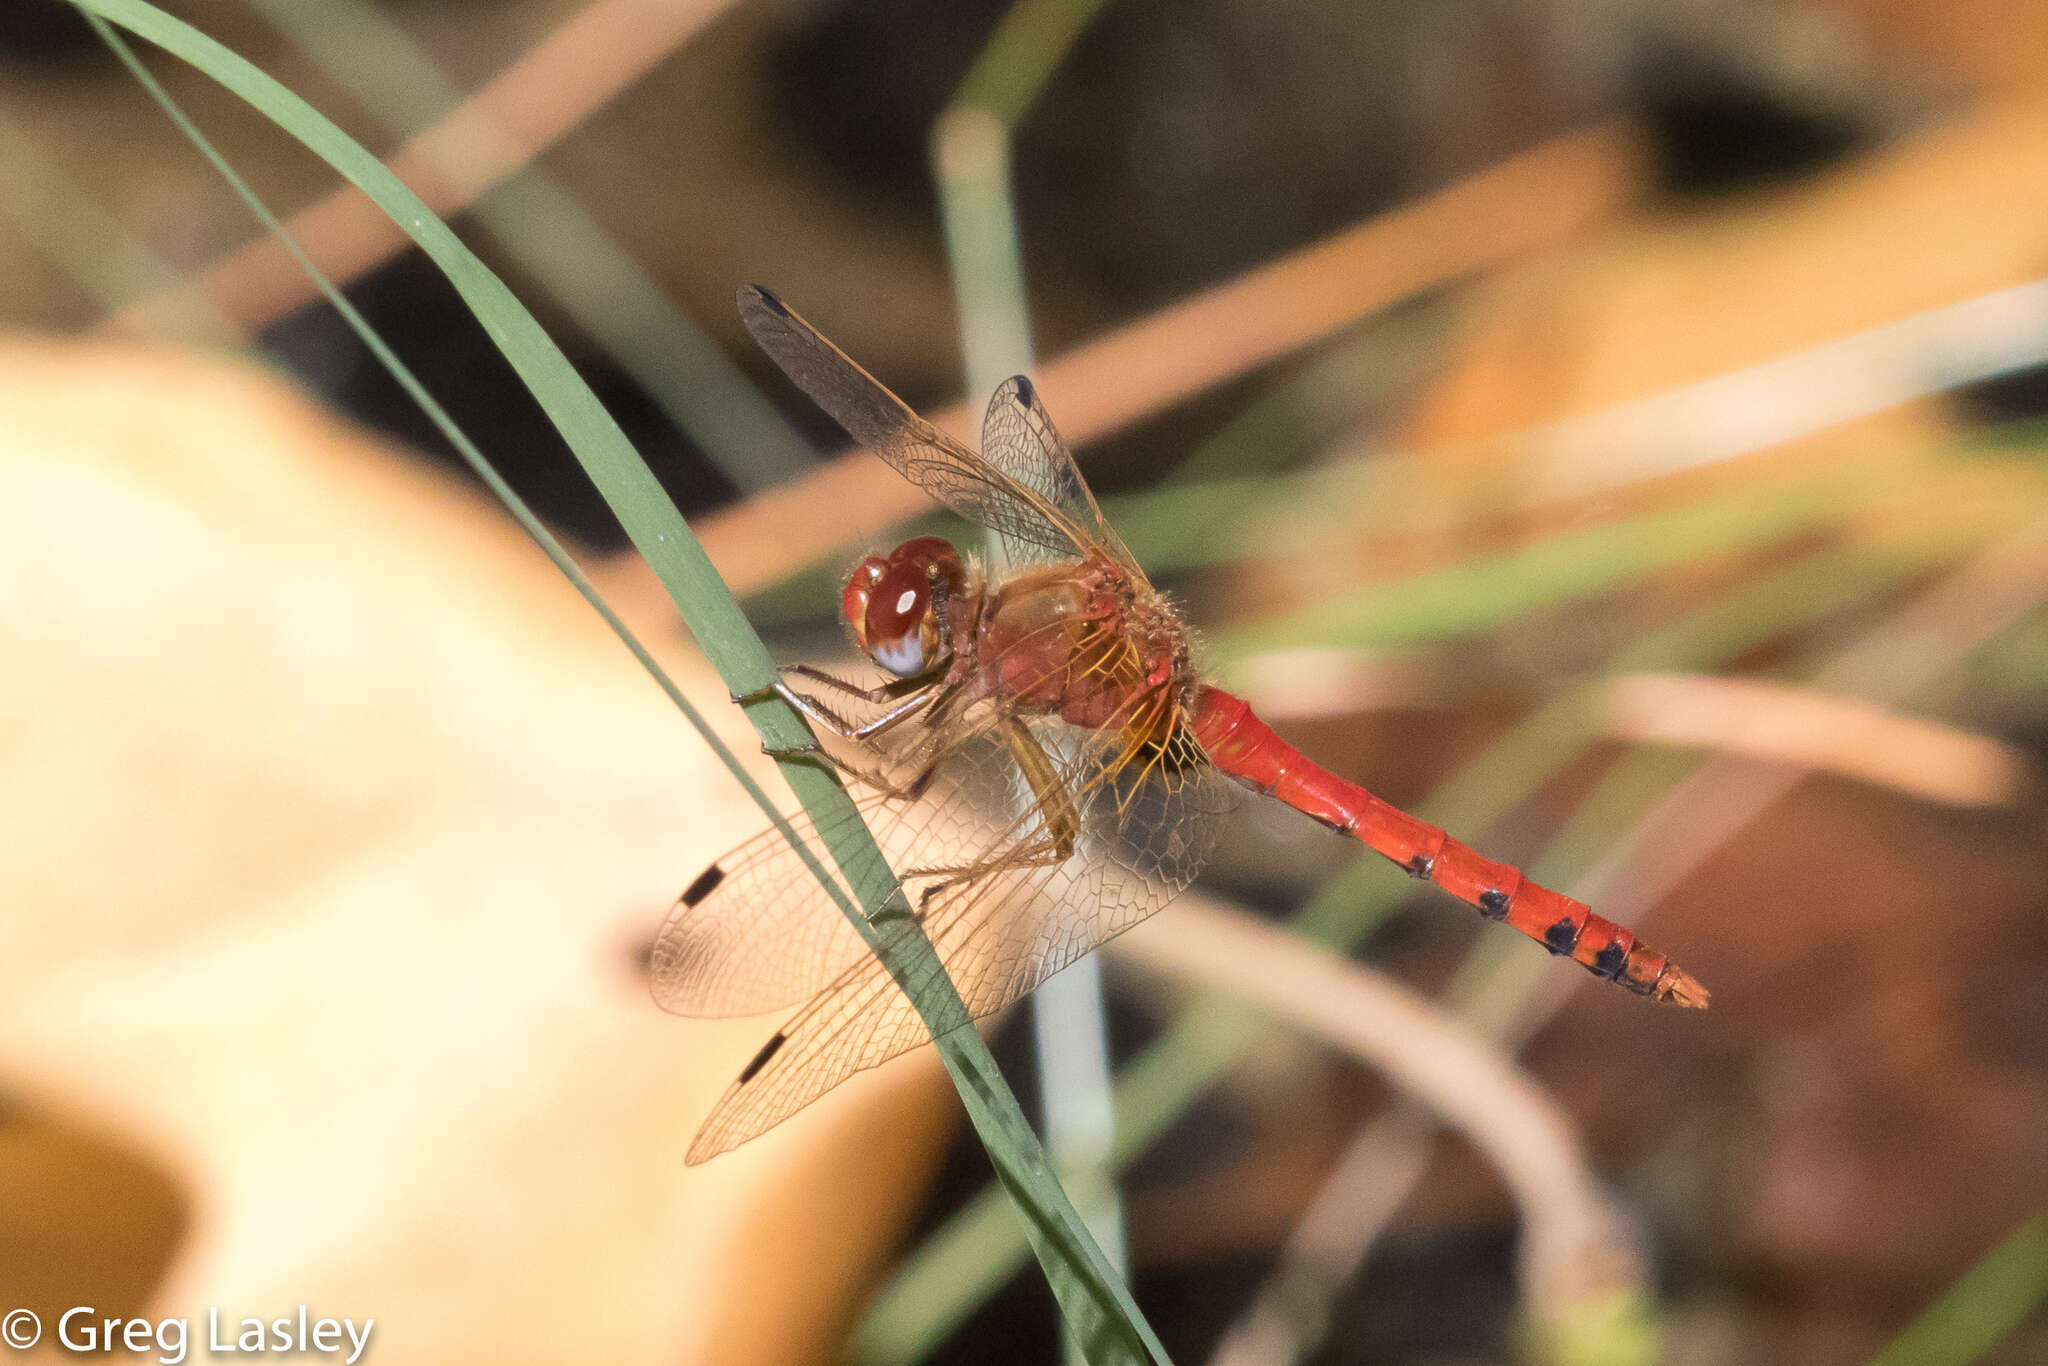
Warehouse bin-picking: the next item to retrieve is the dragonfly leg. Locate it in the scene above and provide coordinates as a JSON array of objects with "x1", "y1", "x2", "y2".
[
  {"x1": 785, "y1": 745, "x2": 944, "y2": 802},
  {"x1": 774, "y1": 677, "x2": 951, "y2": 745},
  {"x1": 728, "y1": 663, "x2": 931, "y2": 707},
  {"x1": 898, "y1": 831, "x2": 1069, "y2": 919},
  {"x1": 1001, "y1": 719, "x2": 1081, "y2": 864},
  {"x1": 890, "y1": 717, "x2": 1085, "y2": 917},
  {"x1": 777, "y1": 663, "x2": 938, "y2": 704}
]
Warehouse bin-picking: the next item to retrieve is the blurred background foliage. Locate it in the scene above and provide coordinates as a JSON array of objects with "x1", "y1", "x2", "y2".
[{"x1": 2, "y1": 0, "x2": 2046, "y2": 1363}]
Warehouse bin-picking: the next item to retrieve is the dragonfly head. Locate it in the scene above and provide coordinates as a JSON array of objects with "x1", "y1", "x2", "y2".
[{"x1": 844, "y1": 537, "x2": 965, "y2": 678}]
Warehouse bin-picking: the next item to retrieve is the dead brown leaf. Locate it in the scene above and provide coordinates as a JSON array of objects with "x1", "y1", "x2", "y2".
[{"x1": 0, "y1": 336, "x2": 950, "y2": 1364}]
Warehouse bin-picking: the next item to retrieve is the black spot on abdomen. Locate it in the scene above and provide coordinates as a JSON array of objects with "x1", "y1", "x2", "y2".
[{"x1": 1544, "y1": 918, "x2": 1582, "y2": 955}]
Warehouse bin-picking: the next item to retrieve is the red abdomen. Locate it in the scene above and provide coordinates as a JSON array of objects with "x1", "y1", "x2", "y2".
[{"x1": 1189, "y1": 686, "x2": 1707, "y2": 1006}]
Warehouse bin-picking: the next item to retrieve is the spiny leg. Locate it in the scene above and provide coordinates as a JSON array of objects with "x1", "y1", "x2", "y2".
[
  {"x1": 735, "y1": 664, "x2": 940, "y2": 726},
  {"x1": 781, "y1": 742, "x2": 944, "y2": 802},
  {"x1": 776, "y1": 663, "x2": 936, "y2": 705},
  {"x1": 770, "y1": 676, "x2": 953, "y2": 749},
  {"x1": 898, "y1": 830, "x2": 1071, "y2": 919},
  {"x1": 758, "y1": 678, "x2": 960, "y2": 800},
  {"x1": 896, "y1": 717, "x2": 1086, "y2": 915},
  {"x1": 732, "y1": 663, "x2": 914, "y2": 705}
]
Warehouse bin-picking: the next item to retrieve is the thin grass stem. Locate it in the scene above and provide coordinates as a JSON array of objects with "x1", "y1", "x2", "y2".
[
  {"x1": 933, "y1": 0, "x2": 1130, "y2": 1325},
  {"x1": 76, "y1": 3, "x2": 1167, "y2": 1358},
  {"x1": 240, "y1": 0, "x2": 814, "y2": 493}
]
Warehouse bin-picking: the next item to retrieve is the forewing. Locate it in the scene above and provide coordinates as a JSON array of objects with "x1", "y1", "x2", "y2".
[
  {"x1": 738, "y1": 286, "x2": 1088, "y2": 559},
  {"x1": 980, "y1": 375, "x2": 1139, "y2": 574},
  {"x1": 685, "y1": 718, "x2": 1240, "y2": 1162}
]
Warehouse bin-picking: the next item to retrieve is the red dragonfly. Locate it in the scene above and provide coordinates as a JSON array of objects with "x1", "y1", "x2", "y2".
[{"x1": 653, "y1": 287, "x2": 1707, "y2": 1163}]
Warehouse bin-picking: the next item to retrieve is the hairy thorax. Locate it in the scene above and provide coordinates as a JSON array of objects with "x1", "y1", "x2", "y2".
[{"x1": 967, "y1": 553, "x2": 1192, "y2": 741}]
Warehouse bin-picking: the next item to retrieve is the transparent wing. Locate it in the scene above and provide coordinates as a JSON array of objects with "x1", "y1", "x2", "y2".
[
  {"x1": 738, "y1": 285, "x2": 1093, "y2": 561},
  {"x1": 649, "y1": 721, "x2": 1007, "y2": 1020},
  {"x1": 684, "y1": 717, "x2": 1240, "y2": 1164},
  {"x1": 650, "y1": 788, "x2": 904, "y2": 1019},
  {"x1": 980, "y1": 375, "x2": 1141, "y2": 576}
]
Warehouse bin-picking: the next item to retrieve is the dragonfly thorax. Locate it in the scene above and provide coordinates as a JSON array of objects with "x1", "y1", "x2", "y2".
[
  {"x1": 843, "y1": 536, "x2": 968, "y2": 677},
  {"x1": 978, "y1": 554, "x2": 1194, "y2": 743}
]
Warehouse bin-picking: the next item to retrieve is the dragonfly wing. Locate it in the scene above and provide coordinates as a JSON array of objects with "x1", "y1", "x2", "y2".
[
  {"x1": 649, "y1": 788, "x2": 895, "y2": 1019},
  {"x1": 684, "y1": 836, "x2": 1059, "y2": 1163},
  {"x1": 980, "y1": 375, "x2": 1140, "y2": 575},
  {"x1": 738, "y1": 286, "x2": 1091, "y2": 560},
  {"x1": 1064, "y1": 719, "x2": 1243, "y2": 926},
  {"x1": 649, "y1": 740, "x2": 1010, "y2": 1019},
  {"x1": 684, "y1": 719, "x2": 1240, "y2": 1162}
]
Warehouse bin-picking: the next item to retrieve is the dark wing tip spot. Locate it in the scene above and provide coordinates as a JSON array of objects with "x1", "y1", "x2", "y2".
[
  {"x1": 1012, "y1": 374, "x2": 1036, "y2": 404},
  {"x1": 1592, "y1": 941, "x2": 1629, "y2": 980},
  {"x1": 1544, "y1": 918, "x2": 1582, "y2": 955},
  {"x1": 1478, "y1": 889, "x2": 1511, "y2": 920},
  {"x1": 737, "y1": 1030, "x2": 788, "y2": 1084},
  {"x1": 746, "y1": 284, "x2": 788, "y2": 315},
  {"x1": 625, "y1": 934, "x2": 656, "y2": 976},
  {"x1": 680, "y1": 864, "x2": 726, "y2": 908}
]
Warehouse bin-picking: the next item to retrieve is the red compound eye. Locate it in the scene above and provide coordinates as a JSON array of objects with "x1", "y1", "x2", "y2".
[
  {"x1": 840, "y1": 555, "x2": 888, "y2": 651},
  {"x1": 844, "y1": 537, "x2": 962, "y2": 677},
  {"x1": 867, "y1": 558, "x2": 925, "y2": 628}
]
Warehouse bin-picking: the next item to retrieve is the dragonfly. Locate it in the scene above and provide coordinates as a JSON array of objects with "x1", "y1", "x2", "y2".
[{"x1": 652, "y1": 286, "x2": 1707, "y2": 1164}]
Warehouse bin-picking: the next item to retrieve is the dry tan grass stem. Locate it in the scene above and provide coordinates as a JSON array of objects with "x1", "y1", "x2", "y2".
[{"x1": 97, "y1": 0, "x2": 739, "y2": 339}]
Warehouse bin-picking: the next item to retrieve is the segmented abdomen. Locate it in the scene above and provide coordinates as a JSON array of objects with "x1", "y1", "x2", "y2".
[{"x1": 1189, "y1": 686, "x2": 1707, "y2": 1006}]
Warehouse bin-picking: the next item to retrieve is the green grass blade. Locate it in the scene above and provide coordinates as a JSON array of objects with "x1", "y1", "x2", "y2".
[
  {"x1": 1207, "y1": 472, "x2": 1884, "y2": 658},
  {"x1": 75, "y1": 8, "x2": 801, "y2": 901},
  {"x1": 73, "y1": 2, "x2": 1167, "y2": 1359},
  {"x1": 953, "y1": 0, "x2": 1117, "y2": 124},
  {"x1": 934, "y1": 1, "x2": 1133, "y2": 1328},
  {"x1": 240, "y1": 0, "x2": 815, "y2": 494},
  {"x1": 1868, "y1": 1212, "x2": 2048, "y2": 1366}
]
